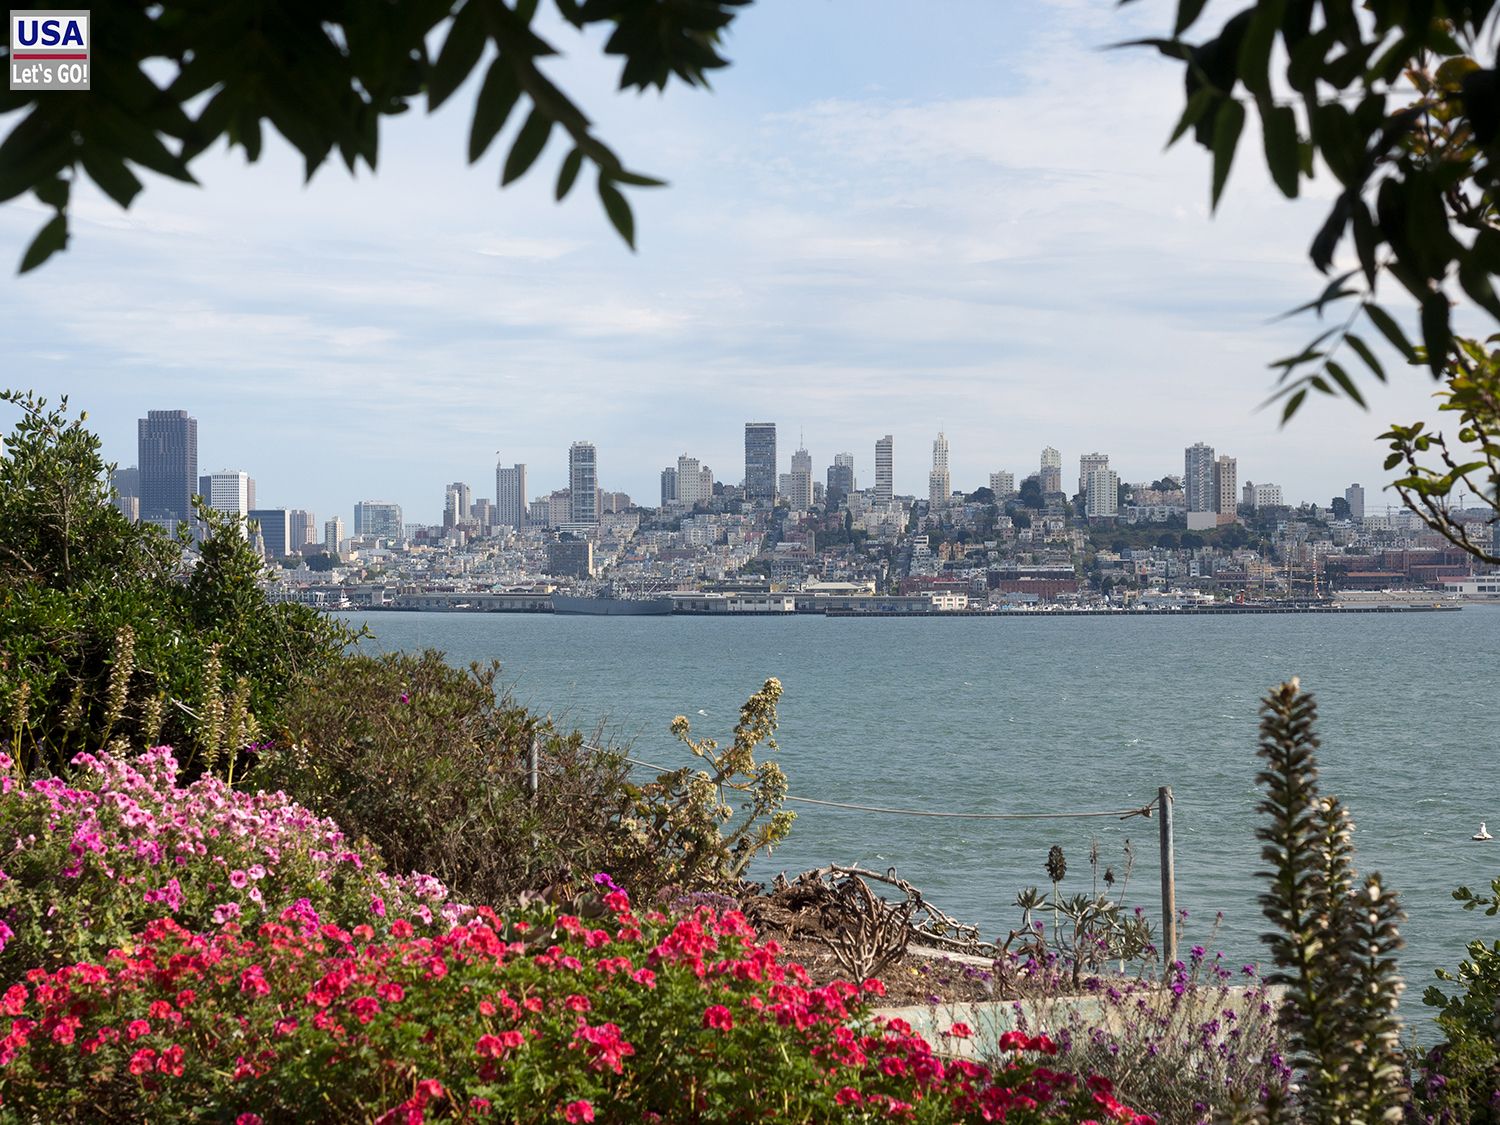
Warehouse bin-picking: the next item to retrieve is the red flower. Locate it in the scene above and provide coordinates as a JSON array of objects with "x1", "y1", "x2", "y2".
[
  {"x1": 861, "y1": 978, "x2": 886, "y2": 997},
  {"x1": 564, "y1": 994, "x2": 591, "y2": 1013},
  {"x1": 834, "y1": 1087, "x2": 862, "y2": 1105},
  {"x1": 946, "y1": 1022, "x2": 973, "y2": 1039},
  {"x1": 702, "y1": 1004, "x2": 734, "y2": 1031},
  {"x1": 126, "y1": 1019, "x2": 151, "y2": 1041},
  {"x1": 562, "y1": 1100, "x2": 595, "y2": 1123},
  {"x1": 128, "y1": 1047, "x2": 157, "y2": 1075}
]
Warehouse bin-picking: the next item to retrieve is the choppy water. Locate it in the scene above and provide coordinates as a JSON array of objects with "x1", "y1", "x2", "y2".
[{"x1": 339, "y1": 608, "x2": 1500, "y2": 1031}]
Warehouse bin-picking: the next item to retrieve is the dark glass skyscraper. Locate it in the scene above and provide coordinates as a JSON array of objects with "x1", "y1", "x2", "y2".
[
  {"x1": 137, "y1": 410, "x2": 198, "y2": 529},
  {"x1": 744, "y1": 422, "x2": 777, "y2": 505}
]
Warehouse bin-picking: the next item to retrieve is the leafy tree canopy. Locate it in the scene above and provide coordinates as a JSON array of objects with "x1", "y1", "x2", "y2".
[
  {"x1": 0, "y1": 0, "x2": 748, "y2": 270},
  {"x1": 1135, "y1": 0, "x2": 1498, "y2": 561}
]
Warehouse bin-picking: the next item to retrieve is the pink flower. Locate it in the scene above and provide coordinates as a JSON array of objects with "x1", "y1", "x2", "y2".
[
  {"x1": 228, "y1": 870, "x2": 249, "y2": 889},
  {"x1": 702, "y1": 1004, "x2": 734, "y2": 1031},
  {"x1": 236, "y1": 1116, "x2": 263, "y2": 1125},
  {"x1": 126, "y1": 1019, "x2": 151, "y2": 1040},
  {"x1": 562, "y1": 1101, "x2": 595, "y2": 1123},
  {"x1": 128, "y1": 1047, "x2": 156, "y2": 1075},
  {"x1": 946, "y1": 1022, "x2": 973, "y2": 1039}
]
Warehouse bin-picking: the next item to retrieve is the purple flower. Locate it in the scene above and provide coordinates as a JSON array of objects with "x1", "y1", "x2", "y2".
[{"x1": 399, "y1": 692, "x2": 410, "y2": 704}]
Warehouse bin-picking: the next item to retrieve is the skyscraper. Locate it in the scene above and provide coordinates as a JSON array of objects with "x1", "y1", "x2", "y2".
[
  {"x1": 569, "y1": 442, "x2": 599, "y2": 524},
  {"x1": 444, "y1": 482, "x2": 472, "y2": 529},
  {"x1": 248, "y1": 509, "x2": 290, "y2": 559},
  {"x1": 1214, "y1": 456, "x2": 1238, "y2": 522},
  {"x1": 353, "y1": 501, "x2": 403, "y2": 539},
  {"x1": 874, "y1": 435, "x2": 893, "y2": 503},
  {"x1": 827, "y1": 452, "x2": 855, "y2": 502},
  {"x1": 324, "y1": 516, "x2": 344, "y2": 555},
  {"x1": 660, "y1": 466, "x2": 678, "y2": 508},
  {"x1": 495, "y1": 463, "x2": 527, "y2": 530},
  {"x1": 989, "y1": 471, "x2": 1015, "y2": 500},
  {"x1": 744, "y1": 423, "x2": 777, "y2": 505},
  {"x1": 1184, "y1": 442, "x2": 1216, "y2": 513},
  {"x1": 929, "y1": 432, "x2": 951, "y2": 510},
  {"x1": 673, "y1": 454, "x2": 713, "y2": 508},
  {"x1": 788, "y1": 445, "x2": 813, "y2": 510},
  {"x1": 1086, "y1": 468, "x2": 1120, "y2": 518},
  {"x1": 1344, "y1": 483, "x2": 1365, "y2": 521},
  {"x1": 198, "y1": 471, "x2": 252, "y2": 517},
  {"x1": 1078, "y1": 453, "x2": 1109, "y2": 498},
  {"x1": 1039, "y1": 447, "x2": 1062, "y2": 495},
  {"x1": 289, "y1": 510, "x2": 316, "y2": 550},
  {"x1": 138, "y1": 410, "x2": 198, "y2": 529}
]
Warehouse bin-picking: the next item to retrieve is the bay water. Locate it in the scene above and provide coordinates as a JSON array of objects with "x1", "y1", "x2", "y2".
[{"x1": 339, "y1": 608, "x2": 1500, "y2": 1030}]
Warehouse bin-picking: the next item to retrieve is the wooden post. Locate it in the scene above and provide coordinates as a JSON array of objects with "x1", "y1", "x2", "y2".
[
  {"x1": 1158, "y1": 785, "x2": 1177, "y2": 969},
  {"x1": 527, "y1": 735, "x2": 540, "y2": 800}
]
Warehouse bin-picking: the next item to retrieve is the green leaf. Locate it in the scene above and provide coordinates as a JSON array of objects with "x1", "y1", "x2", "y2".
[
  {"x1": 1344, "y1": 334, "x2": 1385, "y2": 383},
  {"x1": 555, "y1": 147, "x2": 584, "y2": 200},
  {"x1": 19, "y1": 214, "x2": 67, "y2": 274},
  {"x1": 31, "y1": 174, "x2": 69, "y2": 211},
  {"x1": 1168, "y1": 88, "x2": 1215, "y2": 147},
  {"x1": 80, "y1": 151, "x2": 143, "y2": 209},
  {"x1": 1364, "y1": 304, "x2": 1418, "y2": 363},
  {"x1": 468, "y1": 58, "x2": 522, "y2": 163},
  {"x1": 1322, "y1": 360, "x2": 1366, "y2": 407},
  {"x1": 501, "y1": 108, "x2": 553, "y2": 185},
  {"x1": 1237, "y1": 0, "x2": 1286, "y2": 97},
  {"x1": 1281, "y1": 388, "x2": 1308, "y2": 423},
  {"x1": 1419, "y1": 294, "x2": 1450, "y2": 377},
  {"x1": 598, "y1": 176, "x2": 635, "y2": 249},
  {"x1": 1261, "y1": 103, "x2": 1299, "y2": 197},
  {"x1": 1211, "y1": 98, "x2": 1246, "y2": 210},
  {"x1": 428, "y1": 0, "x2": 488, "y2": 113},
  {"x1": 1174, "y1": 0, "x2": 1211, "y2": 36}
]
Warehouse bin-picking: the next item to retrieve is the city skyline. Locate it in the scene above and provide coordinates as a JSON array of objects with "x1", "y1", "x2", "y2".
[
  {"x1": 113, "y1": 404, "x2": 1397, "y2": 529},
  {"x1": 0, "y1": 2, "x2": 1455, "y2": 529}
]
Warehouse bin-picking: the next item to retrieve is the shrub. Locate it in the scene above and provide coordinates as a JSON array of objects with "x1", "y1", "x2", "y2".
[
  {"x1": 259, "y1": 650, "x2": 630, "y2": 907},
  {"x1": 0, "y1": 391, "x2": 349, "y2": 775},
  {"x1": 0, "y1": 746, "x2": 463, "y2": 978},
  {"x1": 262, "y1": 659, "x2": 795, "y2": 907},
  {"x1": 0, "y1": 889, "x2": 1154, "y2": 1123},
  {"x1": 1408, "y1": 878, "x2": 1500, "y2": 1121},
  {"x1": 1000, "y1": 945, "x2": 1290, "y2": 1125}
]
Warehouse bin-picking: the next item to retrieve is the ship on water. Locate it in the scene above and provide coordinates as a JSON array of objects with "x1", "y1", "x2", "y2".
[{"x1": 550, "y1": 581, "x2": 674, "y2": 616}]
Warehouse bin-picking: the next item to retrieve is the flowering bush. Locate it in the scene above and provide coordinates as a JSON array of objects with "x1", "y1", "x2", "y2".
[
  {"x1": 0, "y1": 746, "x2": 464, "y2": 975},
  {"x1": 0, "y1": 887, "x2": 1153, "y2": 1123}
]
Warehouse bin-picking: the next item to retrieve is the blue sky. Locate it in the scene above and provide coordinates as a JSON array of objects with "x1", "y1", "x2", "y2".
[{"x1": 0, "y1": 0, "x2": 1455, "y2": 524}]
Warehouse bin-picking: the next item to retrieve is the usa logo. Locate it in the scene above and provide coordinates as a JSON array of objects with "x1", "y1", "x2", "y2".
[{"x1": 9, "y1": 10, "x2": 90, "y2": 91}]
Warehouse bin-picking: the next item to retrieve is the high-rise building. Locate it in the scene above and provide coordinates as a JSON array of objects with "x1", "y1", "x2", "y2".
[
  {"x1": 444, "y1": 482, "x2": 472, "y2": 529},
  {"x1": 660, "y1": 466, "x2": 678, "y2": 508},
  {"x1": 787, "y1": 445, "x2": 813, "y2": 510},
  {"x1": 673, "y1": 455, "x2": 713, "y2": 508},
  {"x1": 111, "y1": 465, "x2": 140, "y2": 496},
  {"x1": 545, "y1": 539, "x2": 593, "y2": 579},
  {"x1": 1184, "y1": 443, "x2": 1216, "y2": 513},
  {"x1": 827, "y1": 453, "x2": 855, "y2": 502},
  {"x1": 198, "y1": 471, "x2": 252, "y2": 518},
  {"x1": 1039, "y1": 447, "x2": 1062, "y2": 495},
  {"x1": 929, "y1": 432, "x2": 951, "y2": 510},
  {"x1": 874, "y1": 435, "x2": 894, "y2": 503},
  {"x1": 1345, "y1": 483, "x2": 1366, "y2": 521},
  {"x1": 1214, "y1": 456, "x2": 1238, "y2": 520},
  {"x1": 1086, "y1": 468, "x2": 1120, "y2": 518},
  {"x1": 568, "y1": 442, "x2": 598, "y2": 524},
  {"x1": 288, "y1": 509, "x2": 316, "y2": 550},
  {"x1": 353, "y1": 501, "x2": 403, "y2": 539},
  {"x1": 1078, "y1": 453, "x2": 1109, "y2": 498},
  {"x1": 324, "y1": 516, "x2": 344, "y2": 555},
  {"x1": 989, "y1": 471, "x2": 1015, "y2": 500},
  {"x1": 248, "y1": 508, "x2": 290, "y2": 559},
  {"x1": 495, "y1": 463, "x2": 527, "y2": 531},
  {"x1": 138, "y1": 410, "x2": 198, "y2": 529},
  {"x1": 1254, "y1": 483, "x2": 1284, "y2": 508},
  {"x1": 744, "y1": 423, "x2": 777, "y2": 505}
]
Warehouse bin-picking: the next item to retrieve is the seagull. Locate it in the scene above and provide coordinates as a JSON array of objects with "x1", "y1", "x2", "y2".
[{"x1": 1474, "y1": 823, "x2": 1493, "y2": 841}]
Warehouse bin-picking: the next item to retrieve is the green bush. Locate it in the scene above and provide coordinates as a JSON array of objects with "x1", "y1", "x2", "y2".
[
  {"x1": 257, "y1": 650, "x2": 632, "y2": 907},
  {"x1": 0, "y1": 391, "x2": 349, "y2": 776}
]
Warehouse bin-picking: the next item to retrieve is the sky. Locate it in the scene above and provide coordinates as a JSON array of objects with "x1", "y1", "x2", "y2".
[{"x1": 0, "y1": 0, "x2": 1459, "y2": 525}]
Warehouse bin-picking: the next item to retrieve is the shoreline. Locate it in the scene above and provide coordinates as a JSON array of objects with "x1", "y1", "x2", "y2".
[{"x1": 336, "y1": 601, "x2": 1479, "y2": 617}]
